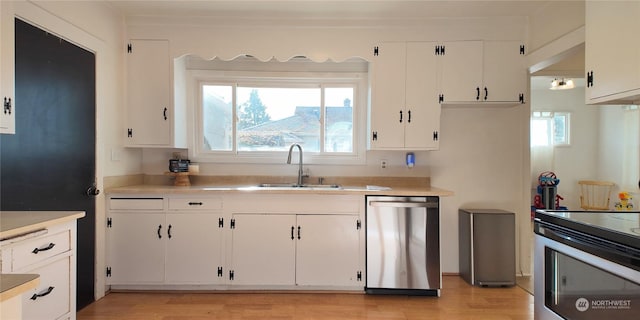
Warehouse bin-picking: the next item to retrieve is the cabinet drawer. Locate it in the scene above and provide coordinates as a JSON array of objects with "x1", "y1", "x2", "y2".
[
  {"x1": 22, "y1": 256, "x2": 71, "y2": 320},
  {"x1": 11, "y1": 231, "x2": 70, "y2": 271},
  {"x1": 110, "y1": 198, "x2": 164, "y2": 210},
  {"x1": 168, "y1": 197, "x2": 222, "y2": 210}
]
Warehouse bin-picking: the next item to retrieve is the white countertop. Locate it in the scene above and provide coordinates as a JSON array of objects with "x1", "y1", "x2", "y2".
[
  {"x1": 106, "y1": 184, "x2": 454, "y2": 197},
  {"x1": 0, "y1": 274, "x2": 39, "y2": 302},
  {"x1": 0, "y1": 211, "x2": 85, "y2": 241}
]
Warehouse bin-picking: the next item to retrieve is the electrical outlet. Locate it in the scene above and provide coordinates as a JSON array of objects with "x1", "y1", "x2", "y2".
[{"x1": 380, "y1": 160, "x2": 387, "y2": 169}]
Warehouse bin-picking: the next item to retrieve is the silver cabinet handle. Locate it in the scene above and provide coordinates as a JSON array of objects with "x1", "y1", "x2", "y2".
[{"x1": 368, "y1": 201, "x2": 438, "y2": 208}]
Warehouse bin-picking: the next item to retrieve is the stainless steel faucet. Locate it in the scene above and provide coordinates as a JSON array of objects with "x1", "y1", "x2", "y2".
[{"x1": 287, "y1": 143, "x2": 304, "y2": 186}]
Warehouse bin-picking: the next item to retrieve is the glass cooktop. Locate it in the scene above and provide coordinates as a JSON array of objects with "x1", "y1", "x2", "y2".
[{"x1": 535, "y1": 210, "x2": 640, "y2": 249}]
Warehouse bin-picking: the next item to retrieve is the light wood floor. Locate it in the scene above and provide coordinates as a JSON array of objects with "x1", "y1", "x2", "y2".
[{"x1": 78, "y1": 276, "x2": 533, "y2": 320}]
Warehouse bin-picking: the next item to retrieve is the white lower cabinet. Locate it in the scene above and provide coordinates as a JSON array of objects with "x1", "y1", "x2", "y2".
[
  {"x1": 107, "y1": 211, "x2": 165, "y2": 284},
  {"x1": 107, "y1": 196, "x2": 225, "y2": 286},
  {"x1": 107, "y1": 193, "x2": 364, "y2": 290},
  {"x1": 229, "y1": 213, "x2": 362, "y2": 288},
  {"x1": 230, "y1": 214, "x2": 296, "y2": 286},
  {"x1": 164, "y1": 213, "x2": 223, "y2": 283},
  {"x1": 296, "y1": 215, "x2": 361, "y2": 287},
  {"x1": 0, "y1": 220, "x2": 78, "y2": 320},
  {"x1": 22, "y1": 256, "x2": 72, "y2": 320}
]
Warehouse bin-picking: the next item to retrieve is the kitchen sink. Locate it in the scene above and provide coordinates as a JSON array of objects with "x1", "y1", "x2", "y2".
[{"x1": 257, "y1": 183, "x2": 342, "y2": 189}]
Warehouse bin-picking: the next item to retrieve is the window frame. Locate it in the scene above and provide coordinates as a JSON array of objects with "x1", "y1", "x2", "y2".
[
  {"x1": 531, "y1": 111, "x2": 571, "y2": 147},
  {"x1": 187, "y1": 69, "x2": 368, "y2": 165}
]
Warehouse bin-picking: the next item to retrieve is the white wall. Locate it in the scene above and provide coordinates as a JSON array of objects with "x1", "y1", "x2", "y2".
[
  {"x1": 531, "y1": 81, "x2": 600, "y2": 210},
  {"x1": 528, "y1": 1, "x2": 585, "y2": 53},
  {"x1": 125, "y1": 16, "x2": 531, "y2": 276},
  {"x1": 427, "y1": 106, "x2": 529, "y2": 273}
]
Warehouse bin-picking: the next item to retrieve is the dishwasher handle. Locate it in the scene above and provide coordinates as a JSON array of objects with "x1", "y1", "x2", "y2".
[{"x1": 368, "y1": 201, "x2": 438, "y2": 208}]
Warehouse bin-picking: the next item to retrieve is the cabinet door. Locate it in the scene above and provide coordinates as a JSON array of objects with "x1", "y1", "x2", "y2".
[
  {"x1": 440, "y1": 41, "x2": 483, "y2": 103},
  {"x1": 0, "y1": 1, "x2": 15, "y2": 134},
  {"x1": 21, "y1": 256, "x2": 71, "y2": 320},
  {"x1": 107, "y1": 212, "x2": 165, "y2": 284},
  {"x1": 230, "y1": 214, "x2": 295, "y2": 286},
  {"x1": 482, "y1": 41, "x2": 525, "y2": 102},
  {"x1": 296, "y1": 215, "x2": 361, "y2": 287},
  {"x1": 370, "y1": 42, "x2": 406, "y2": 149},
  {"x1": 586, "y1": 1, "x2": 640, "y2": 102},
  {"x1": 405, "y1": 42, "x2": 440, "y2": 149},
  {"x1": 126, "y1": 39, "x2": 171, "y2": 146},
  {"x1": 165, "y1": 213, "x2": 223, "y2": 284}
]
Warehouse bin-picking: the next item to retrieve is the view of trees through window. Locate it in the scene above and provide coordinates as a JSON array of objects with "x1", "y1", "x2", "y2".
[{"x1": 201, "y1": 84, "x2": 354, "y2": 153}]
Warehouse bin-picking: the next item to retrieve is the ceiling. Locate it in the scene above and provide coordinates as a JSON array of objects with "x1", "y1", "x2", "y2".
[{"x1": 106, "y1": 0, "x2": 553, "y2": 20}]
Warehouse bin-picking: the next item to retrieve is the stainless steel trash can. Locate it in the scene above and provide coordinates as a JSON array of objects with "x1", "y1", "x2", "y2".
[{"x1": 458, "y1": 209, "x2": 516, "y2": 286}]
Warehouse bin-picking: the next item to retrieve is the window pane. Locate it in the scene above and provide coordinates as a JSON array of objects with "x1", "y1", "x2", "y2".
[
  {"x1": 202, "y1": 85, "x2": 233, "y2": 151},
  {"x1": 325, "y1": 88, "x2": 354, "y2": 152},
  {"x1": 531, "y1": 118, "x2": 551, "y2": 146},
  {"x1": 553, "y1": 114, "x2": 568, "y2": 145},
  {"x1": 236, "y1": 87, "x2": 321, "y2": 152}
]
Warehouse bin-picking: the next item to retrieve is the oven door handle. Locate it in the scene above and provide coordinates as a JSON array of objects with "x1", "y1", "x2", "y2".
[
  {"x1": 368, "y1": 201, "x2": 438, "y2": 208},
  {"x1": 538, "y1": 223, "x2": 640, "y2": 270}
]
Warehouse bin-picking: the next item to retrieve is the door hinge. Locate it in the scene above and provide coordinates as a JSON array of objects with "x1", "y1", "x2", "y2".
[
  {"x1": 373, "y1": 46, "x2": 379, "y2": 56},
  {"x1": 433, "y1": 131, "x2": 439, "y2": 141},
  {"x1": 356, "y1": 219, "x2": 361, "y2": 230},
  {"x1": 357, "y1": 271, "x2": 362, "y2": 281},
  {"x1": 127, "y1": 43, "x2": 132, "y2": 53},
  {"x1": 229, "y1": 270, "x2": 235, "y2": 281},
  {"x1": 217, "y1": 267, "x2": 223, "y2": 277},
  {"x1": 230, "y1": 218, "x2": 236, "y2": 229},
  {"x1": 519, "y1": 93, "x2": 525, "y2": 104},
  {"x1": 218, "y1": 217, "x2": 224, "y2": 228},
  {"x1": 587, "y1": 71, "x2": 594, "y2": 88},
  {"x1": 372, "y1": 131, "x2": 378, "y2": 141},
  {"x1": 106, "y1": 267, "x2": 112, "y2": 277},
  {"x1": 3, "y1": 97, "x2": 11, "y2": 115},
  {"x1": 438, "y1": 94, "x2": 444, "y2": 103},
  {"x1": 519, "y1": 45, "x2": 525, "y2": 55},
  {"x1": 127, "y1": 128, "x2": 133, "y2": 138},
  {"x1": 107, "y1": 217, "x2": 112, "y2": 228},
  {"x1": 435, "y1": 45, "x2": 445, "y2": 55}
]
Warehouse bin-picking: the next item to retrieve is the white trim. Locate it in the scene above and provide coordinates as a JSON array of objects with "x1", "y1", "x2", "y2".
[
  {"x1": 186, "y1": 68, "x2": 368, "y2": 165},
  {"x1": 13, "y1": 1, "x2": 107, "y2": 301}
]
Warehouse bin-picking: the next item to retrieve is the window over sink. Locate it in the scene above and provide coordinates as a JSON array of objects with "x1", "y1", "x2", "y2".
[{"x1": 186, "y1": 56, "x2": 368, "y2": 164}]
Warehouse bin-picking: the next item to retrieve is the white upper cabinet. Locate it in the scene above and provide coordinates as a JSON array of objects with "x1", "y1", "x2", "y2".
[
  {"x1": 126, "y1": 39, "x2": 186, "y2": 147},
  {"x1": 370, "y1": 42, "x2": 440, "y2": 150},
  {"x1": 0, "y1": 1, "x2": 15, "y2": 134},
  {"x1": 440, "y1": 40, "x2": 526, "y2": 105},
  {"x1": 585, "y1": 1, "x2": 640, "y2": 104}
]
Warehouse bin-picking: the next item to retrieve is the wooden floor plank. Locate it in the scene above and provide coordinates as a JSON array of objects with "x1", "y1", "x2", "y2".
[{"x1": 78, "y1": 276, "x2": 534, "y2": 320}]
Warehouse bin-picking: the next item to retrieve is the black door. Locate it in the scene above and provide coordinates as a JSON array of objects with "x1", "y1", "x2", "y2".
[{"x1": 0, "y1": 19, "x2": 96, "y2": 309}]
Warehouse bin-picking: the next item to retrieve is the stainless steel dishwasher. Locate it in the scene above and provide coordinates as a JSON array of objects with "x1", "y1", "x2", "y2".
[{"x1": 366, "y1": 196, "x2": 440, "y2": 296}]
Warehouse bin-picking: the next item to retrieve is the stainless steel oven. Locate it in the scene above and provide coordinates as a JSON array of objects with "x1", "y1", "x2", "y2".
[{"x1": 534, "y1": 211, "x2": 640, "y2": 320}]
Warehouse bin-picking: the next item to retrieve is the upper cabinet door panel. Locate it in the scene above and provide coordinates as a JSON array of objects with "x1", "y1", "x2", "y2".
[
  {"x1": 482, "y1": 41, "x2": 526, "y2": 103},
  {"x1": 586, "y1": 1, "x2": 640, "y2": 103},
  {"x1": 440, "y1": 41, "x2": 483, "y2": 103},
  {"x1": 126, "y1": 39, "x2": 171, "y2": 146},
  {"x1": 370, "y1": 42, "x2": 407, "y2": 149},
  {"x1": 405, "y1": 42, "x2": 439, "y2": 149}
]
